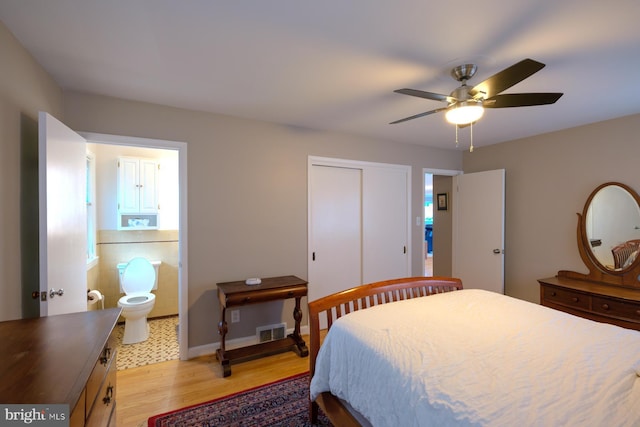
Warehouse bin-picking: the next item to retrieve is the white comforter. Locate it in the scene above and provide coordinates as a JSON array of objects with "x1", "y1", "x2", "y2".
[{"x1": 310, "y1": 289, "x2": 640, "y2": 426}]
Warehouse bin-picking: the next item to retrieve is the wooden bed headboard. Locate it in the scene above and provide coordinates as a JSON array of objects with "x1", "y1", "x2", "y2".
[{"x1": 308, "y1": 276, "x2": 463, "y2": 426}]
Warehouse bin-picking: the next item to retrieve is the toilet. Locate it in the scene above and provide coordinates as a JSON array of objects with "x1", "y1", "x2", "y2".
[{"x1": 117, "y1": 258, "x2": 161, "y2": 344}]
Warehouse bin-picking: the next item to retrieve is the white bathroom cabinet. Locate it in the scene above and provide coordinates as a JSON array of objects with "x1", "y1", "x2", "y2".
[{"x1": 117, "y1": 157, "x2": 159, "y2": 229}]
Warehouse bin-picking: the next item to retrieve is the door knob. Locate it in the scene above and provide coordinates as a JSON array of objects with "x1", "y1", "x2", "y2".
[
  {"x1": 49, "y1": 289, "x2": 64, "y2": 298},
  {"x1": 493, "y1": 249, "x2": 502, "y2": 254}
]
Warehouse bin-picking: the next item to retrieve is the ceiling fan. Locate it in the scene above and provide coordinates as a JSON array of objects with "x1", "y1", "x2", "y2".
[{"x1": 390, "y1": 58, "x2": 563, "y2": 126}]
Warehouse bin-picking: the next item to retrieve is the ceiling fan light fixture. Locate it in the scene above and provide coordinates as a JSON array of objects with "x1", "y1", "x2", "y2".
[{"x1": 445, "y1": 101, "x2": 484, "y2": 125}]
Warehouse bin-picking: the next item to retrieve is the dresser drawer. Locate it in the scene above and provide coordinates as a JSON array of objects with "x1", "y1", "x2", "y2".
[
  {"x1": 86, "y1": 337, "x2": 116, "y2": 414},
  {"x1": 85, "y1": 356, "x2": 116, "y2": 427},
  {"x1": 592, "y1": 296, "x2": 640, "y2": 322},
  {"x1": 542, "y1": 286, "x2": 590, "y2": 310},
  {"x1": 223, "y1": 285, "x2": 307, "y2": 306},
  {"x1": 70, "y1": 389, "x2": 86, "y2": 427},
  {"x1": 539, "y1": 277, "x2": 640, "y2": 332}
]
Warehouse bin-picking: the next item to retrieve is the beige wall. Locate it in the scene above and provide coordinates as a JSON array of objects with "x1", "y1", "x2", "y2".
[
  {"x1": 0, "y1": 23, "x2": 63, "y2": 321},
  {"x1": 1, "y1": 18, "x2": 463, "y2": 349},
  {"x1": 60, "y1": 91, "x2": 462, "y2": 347},
  {"x1": 10, "y1": 17, "x2": 637, "y2": 354},
  {"x1": 463, "y1": 114, "x2": 640, "y2": 303}
]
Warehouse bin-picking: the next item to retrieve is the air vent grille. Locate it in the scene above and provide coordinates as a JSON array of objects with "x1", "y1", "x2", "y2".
[{"x1": 256, "y1": 323, "x2": 287, "y2": 343}]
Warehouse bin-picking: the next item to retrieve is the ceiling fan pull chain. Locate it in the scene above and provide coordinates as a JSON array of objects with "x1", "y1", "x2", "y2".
[
  {"x1": 455, "y1": 124, "x2": 459, "y2": 148},
  {"x1": 469, "y1": 122, "x2": 474, "y2": 152}
]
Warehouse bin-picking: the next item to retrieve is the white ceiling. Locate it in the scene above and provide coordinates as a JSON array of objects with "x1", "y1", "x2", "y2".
[{"x1": 2, "y1": 1, "x2": 639, "y2": 151}]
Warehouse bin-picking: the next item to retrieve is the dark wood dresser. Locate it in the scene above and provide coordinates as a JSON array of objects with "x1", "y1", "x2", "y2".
[
  {"x1": 0, "y1": 308, "x2": 121, "y2": 426},
  {"x1": 539, "y1": 276, "x2": 640, "y2": 331}
]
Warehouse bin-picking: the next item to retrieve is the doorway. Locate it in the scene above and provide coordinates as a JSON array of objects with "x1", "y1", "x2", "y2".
[
  {"x1": 83, "y1": 132, "x2": 188, "y2": 363},
  {"x1": 423, "y1": 168, "x2": 462, "y2": 277},
  {"x1": 424, "y1": 173, "x2": 434, "y2": 276},
  {"x1": 38, "y1": 115, "x2": 188, "y2": 364}
]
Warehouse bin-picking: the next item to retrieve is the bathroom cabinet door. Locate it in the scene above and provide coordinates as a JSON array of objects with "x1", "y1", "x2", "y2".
[
  {"x1": 117, "y1": 157, "x2": 159, "y2": 229},
  {"x1": 118, "y1": 157, "x2": 159, "y2": 214}
]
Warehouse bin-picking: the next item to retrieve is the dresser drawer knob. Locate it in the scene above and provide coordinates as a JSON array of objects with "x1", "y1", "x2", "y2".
[
  {"x1": 243, "y1": 297, "x2": 251, "y2": 303},
  {"x1": 103, "y1": 384, "x2": 114, "y2": 406},
  {"x1": 601, "y1": 304, "x2": 610, "y2": 310},
  {"x1": 551, "y1": 291, "x2": 556, "y2": 296},
  {"x1": 572, "y1": 297, "x2": 579, "y2": 303},
  {"x1": 636, "y1": 309, "x2": 640, "y2": 316},
  {"x1": 100, "y1": 347, "x2": 111, "y2": 365}
]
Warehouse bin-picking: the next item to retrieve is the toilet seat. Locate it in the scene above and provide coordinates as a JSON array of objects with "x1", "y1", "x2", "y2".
[
  {"x1": 121, "y1": 257, "x2": 156, "y2": 294},
  {"x1": 119, "y1": 293, "x2": 156, "y2": 307}
]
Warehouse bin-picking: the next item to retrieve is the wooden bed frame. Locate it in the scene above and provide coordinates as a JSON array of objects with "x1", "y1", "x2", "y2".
[{"x1": 308, "y1": 276, "x2": 463, "y2": 426}]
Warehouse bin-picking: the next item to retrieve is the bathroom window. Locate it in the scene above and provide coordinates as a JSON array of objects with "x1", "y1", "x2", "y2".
[{"x1": 86, "y1": 151, "x2": 98, "y2": 268}]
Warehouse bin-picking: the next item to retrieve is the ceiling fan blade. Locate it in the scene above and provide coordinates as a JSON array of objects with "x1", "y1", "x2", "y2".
[
  {"x1": 483, "y1": 93, "x2": 563, "y2": 108},
  {"x1": 469, "y1": 58, "x2": 546, "y2": 99},
  {"x1": 394, "y1": 88, "x2": 456, "y2": 104},
  {"x1": 390, "y1": 107, "x2": 449, "y2": 124}
]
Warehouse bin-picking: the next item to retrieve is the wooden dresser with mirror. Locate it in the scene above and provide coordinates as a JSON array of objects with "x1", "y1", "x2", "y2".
[{"x1": 539, "y1": 182, "x2": 640, "y2": 331}]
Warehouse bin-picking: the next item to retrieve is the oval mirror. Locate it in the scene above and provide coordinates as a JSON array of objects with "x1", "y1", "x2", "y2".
[{"x1": 584, "y1": 183, "x2": 640, "y2": 271}]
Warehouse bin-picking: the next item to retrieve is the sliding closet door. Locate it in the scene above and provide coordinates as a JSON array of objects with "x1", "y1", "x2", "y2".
[
  {"x1": 308, "y1": 158, "x2": 411, "y2": 304},
  {"x1": 308, "y1": 164, "x2": 362, "y2": 302},
  {"x1": 362, "y1": 166, "x2": 410, "y2": 283}
]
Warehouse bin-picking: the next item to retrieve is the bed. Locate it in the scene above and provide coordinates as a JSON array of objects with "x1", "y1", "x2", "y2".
[
  {"x1": 308, "y1": 276, "x2": 640, "y2": 426},
  {"x1": 612, "y1": 239, "x2": 640, "y2": 269}
]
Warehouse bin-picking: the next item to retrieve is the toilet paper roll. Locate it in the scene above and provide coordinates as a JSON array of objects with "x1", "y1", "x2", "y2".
[{"x1": 87, "y1": 290, "x2": 103, "y2": 304}]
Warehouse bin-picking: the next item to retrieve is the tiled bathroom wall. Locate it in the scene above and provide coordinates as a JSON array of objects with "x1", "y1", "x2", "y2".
[{"x1": 87, "y1": 229, "x2": 179, "y2": 318}]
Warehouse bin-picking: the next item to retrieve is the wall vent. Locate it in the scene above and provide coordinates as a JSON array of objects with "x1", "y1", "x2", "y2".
[{"x1": 256, "y1": 322, "x2": 287, "y2": 343}]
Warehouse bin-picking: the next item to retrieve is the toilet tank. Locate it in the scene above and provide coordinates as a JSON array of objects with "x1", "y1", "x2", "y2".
[{"x1": 117, "y1": 260, "x2": 161, "y2": 293}]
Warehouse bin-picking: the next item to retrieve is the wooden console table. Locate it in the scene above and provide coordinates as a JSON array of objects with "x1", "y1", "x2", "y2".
[{"x1": 216, "y1": 275, "x2": 309, "y2": 377}]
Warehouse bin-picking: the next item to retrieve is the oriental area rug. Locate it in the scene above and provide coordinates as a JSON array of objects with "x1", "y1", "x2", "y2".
[{"x1": 148, "y1": 373, "x2": 333, "y2": 427}]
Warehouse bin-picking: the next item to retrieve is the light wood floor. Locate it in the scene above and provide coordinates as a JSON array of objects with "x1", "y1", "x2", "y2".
[
  {"x1": 116, "y1": 336, "x2": 311, "y2": 427},
  {"x1": 425, "y1": 252, "x2": 433, "y2": 275}
]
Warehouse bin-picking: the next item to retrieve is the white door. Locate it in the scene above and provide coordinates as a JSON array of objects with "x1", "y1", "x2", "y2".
[
  {"x1": 308, "y1": 165, "x2": 362, "y2": 302},
  {"x1": 452, "y1": 169, "x2": 505, "y2": 293},
  {"x1": 39, "y1": 112, "x2": 88, "y2": 315},
  {"x1": 362, "y1": 166, "x2": 410, "y2": 283}
]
